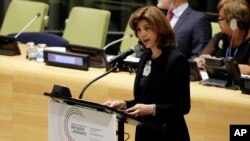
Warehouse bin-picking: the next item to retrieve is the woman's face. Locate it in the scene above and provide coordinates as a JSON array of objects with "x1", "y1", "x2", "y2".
[
  {"x1": 218, "y1": 8, "x2": 233, "y2": 36},
  {"x1": 136, "y1": 19, "x2": 158, "y2": 49}
]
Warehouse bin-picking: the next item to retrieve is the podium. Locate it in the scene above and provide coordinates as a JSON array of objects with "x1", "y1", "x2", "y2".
[{"x1": 44, "y1": 85, "x2": 164, "y2": 141}]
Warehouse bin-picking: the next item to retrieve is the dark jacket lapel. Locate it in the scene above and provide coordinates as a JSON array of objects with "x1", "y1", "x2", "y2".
[{"x1": 173, "y1": 6, "x2": 192, "y2": 31}]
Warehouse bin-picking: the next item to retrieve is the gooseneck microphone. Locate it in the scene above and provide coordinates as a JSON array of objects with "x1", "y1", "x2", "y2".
[
  {"x1": 103, "y1": 33, "x2": 134, "y2": 50},
  {"x1": 14, "y1": 13, "x2": 41, "y2": 38},
  {"x1": 108, "y1": 44, "x2": 142, "y2": 64},
  {"x1": 78, "y1": 64, "x2": 118, "y2": 99},
  {"x1": 78, "y1": 44, "x2": 141, "y2": 100}
]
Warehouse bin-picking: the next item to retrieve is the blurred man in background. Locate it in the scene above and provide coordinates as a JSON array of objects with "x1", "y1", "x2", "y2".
[{"x1": 157, "y1": 0, "x2": 212, "y2": 59}]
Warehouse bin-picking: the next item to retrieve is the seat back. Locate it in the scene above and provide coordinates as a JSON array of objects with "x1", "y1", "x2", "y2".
[
  {"x1": 119, "y1": 23, "x2": 138, "y2": 53},
  {"x1": 7, "y1": 32, "x2": 69, "y2": 47},
  {"x1": 211, "y1": 22, "x2": 220, "y2": 36},
  {"x1": 62, "y1": 7, "x2": 111, "y2": 48},
  {"x1": 0, "y1": 1, "x2": 49, "y2": 36}
]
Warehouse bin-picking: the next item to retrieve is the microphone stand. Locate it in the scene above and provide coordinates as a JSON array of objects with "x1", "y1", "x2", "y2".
[
  {"x1": 14, "y1": 13, "x2": 41, "y2": 38},
  {"x1": 78, "y1": 63, "x2": 118, "y2": 99},
  {"x1": 103, "y1": 34, "x2": 133, "y2": 51}
]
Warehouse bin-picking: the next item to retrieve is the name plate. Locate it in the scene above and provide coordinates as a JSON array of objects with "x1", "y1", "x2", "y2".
[{"x1": 43, "y1": 50, "x2": 89, "y2": 70}]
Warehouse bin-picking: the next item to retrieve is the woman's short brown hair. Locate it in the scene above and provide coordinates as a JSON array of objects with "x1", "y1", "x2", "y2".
[
  {"x1": 217, "y1": 0, "x2": 250, "y2": 30},
  {"x1": 128, "y1": 6, "x2": 176, "y2": 49}
]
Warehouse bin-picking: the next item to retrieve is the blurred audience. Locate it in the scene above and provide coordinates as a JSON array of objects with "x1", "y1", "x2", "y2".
[{"x1": 193, "y1": 0, "x2": 250, "y2": 75}]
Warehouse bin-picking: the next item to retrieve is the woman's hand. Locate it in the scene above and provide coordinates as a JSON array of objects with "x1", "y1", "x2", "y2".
[
  {"x1": 193, "y1": 54, "x2": 212, "y2": 70},
  {"x1": 126, "y1": 104, "x2": 155, "y2": 117},
  {"x1": 103, "y1": 100, "x2": 127, "y2": 110}
]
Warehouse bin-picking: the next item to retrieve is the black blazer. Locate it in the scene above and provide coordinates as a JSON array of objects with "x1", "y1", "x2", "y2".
[
  {"x1": 126, "y1": 47, "x2": 190, "y2": 141},
  {"x1": 173, "y1": 6, "x2": 212, "y2": 59},
  {"x1": 202, "y1": 32, "x2": 250, "y2": 64}
]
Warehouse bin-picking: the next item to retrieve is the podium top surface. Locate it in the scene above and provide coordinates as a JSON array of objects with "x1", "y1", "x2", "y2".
[{"x1": 44, "y1": 92, "x2": 165, "y2": 131}]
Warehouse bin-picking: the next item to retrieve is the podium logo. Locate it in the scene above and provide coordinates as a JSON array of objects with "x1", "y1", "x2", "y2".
[
  {"x1": 64, "y1": 107, "x2": 86, "y2": 141},
  {"x1": 230, "y1": 125, "x2": 250, "y2": 141}
]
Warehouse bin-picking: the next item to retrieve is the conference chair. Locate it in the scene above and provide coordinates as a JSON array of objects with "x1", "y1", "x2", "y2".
[
  {"x1": 119, "y1": 23, "x2": 138, "y2": 56},
  {"x1": 119, "y1": 23, "x2": 138, "y2": 53},
  {"x1": 7, "y1": 32, "x2": 69, "y2": 47},
  {"x1": 0, "y1": 0, "x2": 49, "y2": 35},
  {"x1": 62, "y1": 7, "x2": 111, "y2": 48},
  {"x1": 211, "y1": 22, "x2": 221, "y2": 36}
]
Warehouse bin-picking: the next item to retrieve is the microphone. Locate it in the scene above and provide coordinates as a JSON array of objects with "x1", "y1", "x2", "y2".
[
  {"x1": 14, "y1": 13, "x2": 41, "y2": 38},
  {"x1": 78, "y1": 45, "x2": 141, "y2": 100},
  {"x1": 103, "y1": 33, "x2": 134, "y2": 50},
  {"x1": 78, "y1": 63, "x2": 119, "y2": 99},
  {"x1": 108, "y1": 44, "x2": 142, "y2": 65}
]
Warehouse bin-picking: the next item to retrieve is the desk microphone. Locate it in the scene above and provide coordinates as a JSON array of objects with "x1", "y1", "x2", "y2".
[
  {"x1": 108, "y1": 44, "x2": 142, "y2": 65},
  {"x1": 103, "y1": 33, "x2": 134, "y2": 50},
  {"x1": 14, "y1": 13, "x2": 41, "y2": 38}
]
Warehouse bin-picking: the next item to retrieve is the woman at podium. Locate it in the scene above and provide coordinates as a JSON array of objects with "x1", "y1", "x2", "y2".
[{"x1": 104, "y1": 6, "x2": 190, "y2": 141}]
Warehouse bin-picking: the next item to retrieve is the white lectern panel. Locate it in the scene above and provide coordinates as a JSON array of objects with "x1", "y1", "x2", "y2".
[{"x1": 48, "y1": 101, "x2": 116, "y2": 141}]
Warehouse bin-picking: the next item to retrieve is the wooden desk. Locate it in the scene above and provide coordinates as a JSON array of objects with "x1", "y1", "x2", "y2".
[
  {"x1": 187, "y1": 82, "x2": 250, "y2": 140},
  {"x1": 1, "y1": 44, "x2": 250, "y2": 141}
]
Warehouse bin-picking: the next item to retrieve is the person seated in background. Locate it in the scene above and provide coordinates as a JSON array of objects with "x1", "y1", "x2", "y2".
[
  {"x1": 193, "y1": 0, "x2": 250, "y2": 75},
  {"x1": 104, "y1": 6, "x2": 190, "y2": 141},
  {"x1": 157, "y1": 0, "x2": 212, "y2": 59}
]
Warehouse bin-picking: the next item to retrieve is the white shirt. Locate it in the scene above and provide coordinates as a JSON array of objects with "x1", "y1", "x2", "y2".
[{"x1": 170, "y1": 2, "x2": 189, "y2": 28}]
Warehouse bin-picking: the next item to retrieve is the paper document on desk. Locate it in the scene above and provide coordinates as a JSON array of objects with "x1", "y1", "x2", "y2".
[
  {"x1": 200, "y1": 71, "x2": 209, "y2": 80},
  {"x1": 106, "y1": 55, "x2": 140, "y2": 63},
  {"x1": 44, "y1": 47, "x2": 66, "y2": 52},
  {"x1": 123, "y1": 56, "x2": 140, "y2": 63}
]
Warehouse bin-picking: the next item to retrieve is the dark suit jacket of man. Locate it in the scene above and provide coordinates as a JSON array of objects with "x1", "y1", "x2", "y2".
[
  {"x1": 126, "y1": 47, "x2": 190, "y2": 141},
  {"x1": 173, "y1": 6, "x2": 212, "y2": 59}
]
